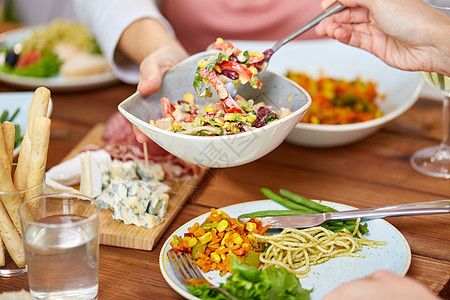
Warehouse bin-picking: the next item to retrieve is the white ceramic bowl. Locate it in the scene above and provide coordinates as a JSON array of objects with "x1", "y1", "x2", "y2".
[
  {"x1": 231, "y1": 39, "x2": 423, "y2": 148},
  {"x1": 118, "y1": 51, "x2": 311, "y2": 168}
]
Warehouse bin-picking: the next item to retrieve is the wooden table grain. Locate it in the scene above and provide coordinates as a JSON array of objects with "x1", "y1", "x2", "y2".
[{"x1": 0, "y1": 22, "x2": 449, "y2": 299}]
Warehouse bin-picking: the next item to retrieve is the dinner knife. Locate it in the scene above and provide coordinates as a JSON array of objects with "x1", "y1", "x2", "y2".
[{"x1": 240, "y1": 200, "x2": 450, "y2": 229}]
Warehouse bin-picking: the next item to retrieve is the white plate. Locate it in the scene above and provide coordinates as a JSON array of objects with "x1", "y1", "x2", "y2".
[
  {"x1": 0, "y1": 26, "x2": 119, "y2": 92},
  {"x1": 0, "y1": 91, "x2": 53, "y2": 157},
  {"x1": 229, "y1": 39, "x2": 423, "y2": 147},
  {"x1": 160, "y1": 199, "x2": 411, "y2": 300}
]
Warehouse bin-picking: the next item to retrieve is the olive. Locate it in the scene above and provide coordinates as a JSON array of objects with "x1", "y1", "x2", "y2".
[{"x1": 5, "y1": 50, "x2": 19, "y2": 67}]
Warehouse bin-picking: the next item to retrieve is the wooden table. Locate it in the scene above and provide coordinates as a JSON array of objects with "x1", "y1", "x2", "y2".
[{"x1": 1, "y1": 22, "x2": 449, "y2": 299}]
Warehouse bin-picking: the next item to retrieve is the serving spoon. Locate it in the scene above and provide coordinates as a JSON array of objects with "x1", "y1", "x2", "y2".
[
  {"x1": 260, "y1": 1, "x2": 345, "y2": 71},
  {"x1": 225, "y1": 1, "x2": 345, "y2": 96}
]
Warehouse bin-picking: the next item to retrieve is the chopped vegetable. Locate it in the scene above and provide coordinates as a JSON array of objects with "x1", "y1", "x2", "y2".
[
  {"x1": 188, "y1": 254, "x2": 311, "y2": 300},
  {"x1": 0, "y1": 108, "x2": 23, "y2": 148},
  {"x1": 286, "y1": 71, "x2": 385, "y2": 124},
  {"x1": 151, "y1": 93, "x2": 286, "y2": 136},
  {"x1": 152, "y1": 38, "x2": 290, "y2": 136},
  {"x1": 193, "y1": 38, "x2": 264, "y2": 115},
  {"x1": 169, "y1": 208, "x2": 269, "y2": 275},
  {"x1": 1, "y1": 52, "x2": 61, "y2": 78}
]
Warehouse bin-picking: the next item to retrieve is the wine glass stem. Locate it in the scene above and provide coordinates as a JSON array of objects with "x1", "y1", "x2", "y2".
[{"x1": 441, "y1": 94, "x2": 450, "y2": 149}]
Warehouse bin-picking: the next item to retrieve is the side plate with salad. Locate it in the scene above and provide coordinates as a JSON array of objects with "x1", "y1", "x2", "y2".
[{"x1": 0, "y1": 22, "x2": 118, "y2": 92}]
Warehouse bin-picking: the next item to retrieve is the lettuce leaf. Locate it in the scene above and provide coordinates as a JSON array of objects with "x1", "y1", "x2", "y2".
[
  {"x1": 1, "y1": 52, "x2": 61, "y2": 78},
  {"x1": 188, "y1": 254, "x2": 311, "y2": 300}
]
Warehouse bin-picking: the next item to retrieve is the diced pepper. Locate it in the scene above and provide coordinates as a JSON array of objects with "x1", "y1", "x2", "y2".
[
  {"x1": 211, "y1": 252, "x2": 221, "y2": 263},
  {"x1": 221, "y1": 232, "x2": 232, "y2": 246},
  {"x1": 258, "y1": 224, "x2": 271, "y2": 235},
  {"x1": 232, "y1": 233, "x2": 243, "y2": 245},
  {"x1": 194, "y1": 227, "x2": 206, "y2": 237},
  {"x1": 198, "y1": 232, "x2": 212, "y2": 244},
  {"x1": 246, "y1": 222, "x2": 257, "y2": 232},
  {"x1": 188, "y1": 237, "x2": 198, "y2": 248},
  {"x1": 217, "y1": 220, "x2": 229, "y2": 232}
]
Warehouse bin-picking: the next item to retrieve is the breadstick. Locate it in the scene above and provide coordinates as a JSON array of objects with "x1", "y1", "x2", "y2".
[
  {"x1": 2, "y1": 121, "x2": 15, "y2": 169},
  {"x1": 0, "y1": 200, "x2": 25, "y2": 268},
  {"x1": 0, "y1": 126, "x2": 11, "y2": 175},
  {"x1": 26, "y1": 87, "x2": 50, "y2": 137},
  {"x1": 0, "y1": 162, "x2": 22, "y2": 234},
  {"x1": 14, "y1": 87, "x2": 50, "y2": 190},
  {"x1": 0, "y1": 236, "x2": 5, "y2": 267},
  {"x1": 25, "y1": 116, "x2": 50, "y2": 202}
]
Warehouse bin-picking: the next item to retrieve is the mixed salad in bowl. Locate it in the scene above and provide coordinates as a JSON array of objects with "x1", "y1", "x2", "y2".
[{"x1": 150, "y1": 38, "x2": 292, "y2": 136}]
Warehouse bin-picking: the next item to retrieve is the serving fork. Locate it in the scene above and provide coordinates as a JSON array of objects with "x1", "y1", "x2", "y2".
[
  {"x1": 167, "y1": 251, "x2": 238, "y2": 300},
  {"x1": 260, "y1": 1, "x2": 345, "y2": 71},
  {"x1": 225, "y1": 1, "x2": 344, "y2": 96}
]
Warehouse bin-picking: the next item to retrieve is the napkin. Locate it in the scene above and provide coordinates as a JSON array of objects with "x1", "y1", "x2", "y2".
[{"x1": 45, "y1": 149, "x2": 111, "y2": 197}]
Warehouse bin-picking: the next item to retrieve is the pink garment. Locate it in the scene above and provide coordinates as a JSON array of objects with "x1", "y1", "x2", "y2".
[{"x1": 161, "y1": 0, "x2": 323, "y2": 55}]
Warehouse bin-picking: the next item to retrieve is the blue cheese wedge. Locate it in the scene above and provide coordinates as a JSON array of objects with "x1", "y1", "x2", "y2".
[
  {"x1": 95, "y1": 159, "x2": 170, "y2": 229},
  {"x1": 136, "y1": 161, "x2": 165, "y2": 181},
  {"x1": 109, "y1": 160, "x2": 138, "y2": 180},
  {"x1": 148, "y1": 192, "x2": 169, "y2": 217}
]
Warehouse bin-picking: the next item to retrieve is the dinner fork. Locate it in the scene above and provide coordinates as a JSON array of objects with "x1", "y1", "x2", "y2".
[
  {"x1": 242, "y1": 199, "x2": 450, "y2": 229},
  {"x1": 167, "y1": 251, "x2": 238, "y2": 300}
]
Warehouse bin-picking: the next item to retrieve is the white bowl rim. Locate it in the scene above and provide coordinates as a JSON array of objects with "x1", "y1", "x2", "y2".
[
  {"x1": 119, "y1": 71, "x2": 312, "y2": 141},
  {"x1": 294, "y1": 77, "x2": 424, "y2": 133}
]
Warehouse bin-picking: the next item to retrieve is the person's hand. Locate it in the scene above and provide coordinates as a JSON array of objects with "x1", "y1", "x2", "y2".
[
  {"x1": 323, "y1": 270, "x2": 440, "y2": 300},
  {"x1": 137, "y1": 45, "x2": 188, "y2": 95},
  {"x1": 316, "y1": 0, "x2": 450, "y2": 76},
  {"x1": 132, "y1": 45, "x2": 188, "y2": 143}
]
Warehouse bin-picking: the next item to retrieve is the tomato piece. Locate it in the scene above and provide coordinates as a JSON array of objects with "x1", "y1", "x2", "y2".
[
  {"x1": 161, "y1": 97, "x2": 175, "y2": 118},
  {"x1": 199, "y1": 68, "x2": 229, "y2": 99},
  {"x1": 218, "y1": 61, "x2": 262, "y2": 89},
  {"x1": 184, "y1": 114, "x2": 196, "y2": 122},
  {"x1": 223, "y1": 95, "x2": 244, "y2": 114},
  {"x1": 199, "y1": 68, "x2": 244, "y2": 114},
  {"x1": 211, "y1": 41, "x2": 241, "y2": 55},
  {"x1": 16, "y1": 50, "x2": 42, "y2": 68}
]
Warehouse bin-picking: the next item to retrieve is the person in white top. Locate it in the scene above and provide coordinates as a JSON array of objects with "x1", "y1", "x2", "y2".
[{"x1": 72, "y1": 0, "x2": 323, "y2": 85}]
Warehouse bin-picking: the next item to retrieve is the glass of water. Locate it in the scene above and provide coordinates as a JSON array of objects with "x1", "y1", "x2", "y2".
[
  {"x1": 0, "y1": 164, "x2": 45, "y2": 277},
  {"x1": 18, "y1": 193, "x2": 100, "y2": 300},
  {"x1": 410, "y1": 0, "x2": 450, "y2": 179}
]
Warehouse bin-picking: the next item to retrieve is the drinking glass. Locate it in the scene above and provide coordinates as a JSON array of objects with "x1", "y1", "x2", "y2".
[
  {"x1": 18, "y1": 193, "x2": 100, "y2": 300},
  {"x1": 0, "y1": 166, "x2": 45, "y2": 277},
  {"x1": 410, "y1": 0, "x2": 450, "y2": 179}
]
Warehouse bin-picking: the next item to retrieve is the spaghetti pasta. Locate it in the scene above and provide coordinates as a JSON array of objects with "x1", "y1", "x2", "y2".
[{"x1": 253, "y1": 218, "x2": 385, "y2": 278}]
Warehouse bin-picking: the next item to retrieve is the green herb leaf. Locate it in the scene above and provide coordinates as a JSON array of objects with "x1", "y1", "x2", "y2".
[{"x1": 1, "y1": 52, "x2": 61, "y2": 77}]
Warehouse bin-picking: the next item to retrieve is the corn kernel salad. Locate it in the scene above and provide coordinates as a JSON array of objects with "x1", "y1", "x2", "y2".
[
  {"x1": 168, "y1": 208, "x2": 270, "y2": 275},
  {"x1": 286, "y1": 71, "x2": 385, "y2": 125},
  {"x1": 150, "y1": 38, "x2": 291, "y2": 136}
]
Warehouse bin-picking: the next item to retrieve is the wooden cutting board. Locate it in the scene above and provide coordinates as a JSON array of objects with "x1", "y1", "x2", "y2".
[{"x1": 62, "y1": 123, "x2": 207, "y2": 251}]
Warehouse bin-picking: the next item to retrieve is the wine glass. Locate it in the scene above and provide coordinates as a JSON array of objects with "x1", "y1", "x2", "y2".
[{"x1": 410, "y1": 0, "x2": 450, "y2": 179}]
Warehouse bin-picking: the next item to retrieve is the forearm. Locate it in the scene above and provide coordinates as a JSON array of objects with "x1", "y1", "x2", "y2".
[
  {"x1": 73, "y1": 0, "x2": 181, "y2": 83},
  {"x1": 118, "y1": 17, "x2": 187, "y2": 64}
]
